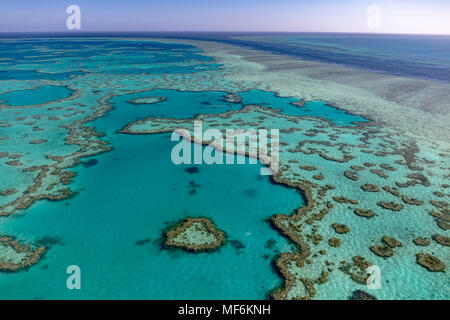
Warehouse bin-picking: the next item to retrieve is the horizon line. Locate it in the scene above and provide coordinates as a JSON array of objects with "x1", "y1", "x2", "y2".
[{"x1": 0, "y1": 30, "x2": 449, "y2": 36}]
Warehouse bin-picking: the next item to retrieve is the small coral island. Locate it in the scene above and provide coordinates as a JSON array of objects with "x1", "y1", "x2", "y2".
[
  {"x1": 164, "y1": 217, "x2": 226, "y2": 252},
  {"x1": 0, "y1": 235, "x2": 45, "y2": 272}
]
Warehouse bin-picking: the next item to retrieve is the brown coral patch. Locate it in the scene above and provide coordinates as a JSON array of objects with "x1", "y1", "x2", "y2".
[
  {"x1": 299, "y1": 165, "x2": 317, "y2": 171},
  {"x1": 370, "y1": 236, "x2": 402, "y2": 258},
  {"x1": 328, "y1": 238, "x2": 340, "y2": 247},
  {"x1": 6, "y1": 160, "x2": 22, "y2": 167},
  {"x1": 370, "y1": 245, "x2": 394, "y2": 258},
  {"x1": 380, "y1": 164, "x2": 397, "y2": 171},
  {"x1": 396, "y1": 180, "x2": 419, "y2": 188},
  {"x1": 383, "y1": 186, "x2": 400, "y2": 197},
  {"x1": 416, "y1": 253, "x2": 446, "y2": 272},
  {"x1": 333, "y1": 196, "x2": 359, "y2": 205},
  {"x1": 331, "y1": 223, "x2": 350, "y2": 234},
  {"x1": 306, "y1": 234, "x2": 323, "y2": 245},
  {"x1": 377, "y1": 201, "x2": 403, "y2": 211},
  {"x1": 354, "y1": 208, "x2": 375, "y2": 218},
  {"x1": 312, "y1": 174, "x2": 324, "y2": 180},
  {"x1": 164, "y1": 217, "x2": 225, "y2": 252},
  {"x1": 407, "y1": 173, "x2": 430, "y2": 187},
  {"x1": 127, "y1": 96, "x2": 166, "y2": 105},
  {"x1": 344, "y1": 170, "x2": 359, "y2": 181},
  {"x1": 0, "y1": 189, "x2": 18, "y2": 196},
  {"x1": 401, "y1": 195, "x2": 424, "y2": 206},
  {"x1": 300, "y1": 278, "x2": 316, "y2": 298},
  {"x1": 432, "y1": 234, "x2": 450, "y2": 247},
  {"x1": 430, "y1": 200, "x2": 448, "y2": 209},
  {"x1": 361, "y1": 184, "x2": 380, "y2": 192},
  {"x1": 413, "y1": 238, "x2": 431, "y2": 246},
  {"x1": 437, "y1": 221, "x2": 450, "y2": 230},
  {"x1": 224, "y1": 93, "x2": 242, "y2": 103},
  {"x1": 382, "y1": 236, "x2": 402, "y2": 248},
  {"x1": 370, "y1": 169, "x2": 389, "y2": 179},
  {"x1": 428, "y1": 210, "x2": 450, "y2": 222},
  {"x1": 351, "y1": 290, "x2": 376, "y2": 300},
  {"x1": 339, "y1": 256, "x2": 372, "y2": 285},
  {"x1": 315, "y1": 271, "x2": 328, "y2": 284},
  {"x1": 0, "y1": 235, "x2": 46, "y2": 272},
  {"x1": 364, "y1": 162, "x2": 376, "y2": 167},
  {"x1": 433, "y1": 191, "x2": 445, "y2": 198},
  {"x1": 29, "y1": 139, "x2": 47, "y2": 145},
  {"x1": 270, "y1": 252, "x2": 306, "y2": 300}
]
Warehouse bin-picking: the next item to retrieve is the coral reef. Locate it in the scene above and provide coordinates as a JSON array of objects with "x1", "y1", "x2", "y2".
[
  {"x1": 339, "y1": 256, "x2": 373, "y2": 285},
  {"x1": 382, "y1": 236, "x2": 403, "y2": 248},
  {"x1": 2, "y1": 37, "x2": 449, "y2": 299},
  {"x1": 413, "y1": 238, "x2": 431, "y2": 246},
  {"x1": 354, "y1": 208, "x2": 376, "y2": 218},
  {"x1": 270, "y1": 252, "x2": 320, "y2": 300},
  {"x1": 377, "y1": 201, "x2": 403, "y2": 211},
  {"x1": 0, "y1": 236, "x2": 46, "y2": 272},
  {"x1": 127, "y1": 96, "x2": 166, "y2": 105},
  {"x1": 416, "y1": 253, "x2": 446, "y2": 272},
  {"x1": 370, "y1": 245, "x2": 394, "y2": 258},
  {"x1": 331, "y1": 223, "x2": 350, "y2": 234},
  {"x1": 164, "y1": 217, "x2": 226, "y2": 252},
  {"x1": 119, "y1": 98, "x2": 450, "y2": 298},
  {"x1": 328, "y1": 238, "x2": 341, "y2": 247},
  {"x1": 350, "y1": 290, "x2": 377, "y2": 300},
  {"x1": 224, "y1": 93, "x2": 242, "y2": 103},
  {"x1": 361, "y1": 184, "x2": 380, "y2": 192},
  {"x1": 432, "y1": 234, "x2": 450, "y2": 247},
  {"x1": 370, "y1": 236, "x2": 402, "y2": 258}
]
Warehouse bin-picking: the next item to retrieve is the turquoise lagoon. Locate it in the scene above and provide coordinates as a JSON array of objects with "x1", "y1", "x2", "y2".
[
  {"x1": 0, "y1": 133, "x2": 302, "y2": 299},
  {"x1": 108, "y1": 88, "x2": 369, "y2": 126},
  {"x1": 0, "y1": 85, "x2": 74, "y2": 106},
  {"x1": 238, "y1": 90, "x2": 369, "y2": 126}
]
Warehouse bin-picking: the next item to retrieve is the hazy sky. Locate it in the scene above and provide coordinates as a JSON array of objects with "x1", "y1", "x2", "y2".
[{"x1": 1, "y1": 0, "x2": 449, "y2": 34}]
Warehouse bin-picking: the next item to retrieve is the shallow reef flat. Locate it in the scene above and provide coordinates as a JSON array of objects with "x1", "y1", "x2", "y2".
[
  {"x1": 165, "y1": 217, "x2": 226, "y2": 252},
  {"x1": 0, "y1": 38, "x2": 448, "y2": 299},
  {"x1": 0, "y1": 235, "x2": 45, "y2": 272}
]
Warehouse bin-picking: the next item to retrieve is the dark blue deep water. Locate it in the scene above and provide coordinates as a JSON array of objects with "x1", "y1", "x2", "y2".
[{"x1": 3, "y1": 32, "x2": 449, "y2": 82}]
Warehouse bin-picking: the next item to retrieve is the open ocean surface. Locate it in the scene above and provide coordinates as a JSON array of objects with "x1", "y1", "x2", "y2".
[{"x1": 2, "y1": 32, "x2": 450, "y2": 82}]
